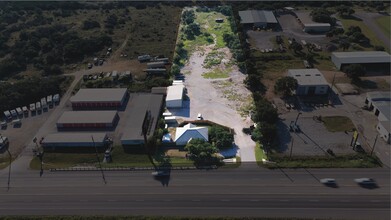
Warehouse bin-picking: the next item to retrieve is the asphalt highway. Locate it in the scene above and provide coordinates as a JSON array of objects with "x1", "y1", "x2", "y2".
[{"x1": 0, "y1": 166, "x2": 389, "y2": 219}]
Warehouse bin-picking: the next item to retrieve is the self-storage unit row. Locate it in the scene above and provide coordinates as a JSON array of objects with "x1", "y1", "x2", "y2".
[
  {"x1": 41, "y1": 133, "x2": 108, "y2": 148},
  {"x1": 70, "y1": 88, "x2": 128, "y2": 110},
  {"x1": 56, "y1": 111, "x2": 119, "y2": 130}
]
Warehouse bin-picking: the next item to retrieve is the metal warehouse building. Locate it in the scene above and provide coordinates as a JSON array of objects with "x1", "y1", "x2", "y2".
[
  {"x1": 365, "y1": 92, "x2": 391, "y2": 144},
  {"x1": 303, "y1": 23, "x2": 330, "y2": 33},
  {"x1": 238, "y1": 10, "x2": 278, "y2": 28},
  {"x1": 70, "y1": 88, "x2": 128, "y2": 110},
  {"x1": 41, "y1": 133, "x2": 108, "y2": 149},
  {"x1": 331, "y1": 51, "x2": 391, "y2": 70},
  {"x1": 288, "y1": 69, "x2": 329, "y2": 96},
  {"x1": 121, "y1": 94, "x2": 163, "y2": 146},
  {"x1": 57, "y1": 111, "x2": 119, "y2": 130},
  {"x1": 166, "y1": 84, "x2": 185, "y2": 108}
]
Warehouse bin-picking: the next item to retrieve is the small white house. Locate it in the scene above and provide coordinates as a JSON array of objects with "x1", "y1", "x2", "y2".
[{"x1": 174, "y1": 123, "x2": 208, "y2": 146}]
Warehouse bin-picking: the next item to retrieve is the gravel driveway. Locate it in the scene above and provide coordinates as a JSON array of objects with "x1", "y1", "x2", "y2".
[{"x1": 176, "y1": 46, "x2": 256, "y2": 162}]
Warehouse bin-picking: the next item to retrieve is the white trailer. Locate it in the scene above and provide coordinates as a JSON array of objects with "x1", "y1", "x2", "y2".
[
  {"x1": 147, "y1": 61, "x2": 166, "y2": 69},
  {"x1": 29, "y1": 103, "x2": 36, "y2": 112},
  {"x1": 41, "y1": 97, "x2": 48, "y2": 109},
  {"x1": 16, "y1": 107, "x2": 23, "y2": 116},
  {"x1": 36, "y1": 102, "x2": 41, "y2": 111},
  {"x1": 10, "y1": 109, "x2": 17, "y2": 117}
]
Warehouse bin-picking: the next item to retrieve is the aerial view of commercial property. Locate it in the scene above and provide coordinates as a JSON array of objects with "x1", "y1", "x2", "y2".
[{"x1": 0, "y1": 1, "x2": 389, "y2": 220}]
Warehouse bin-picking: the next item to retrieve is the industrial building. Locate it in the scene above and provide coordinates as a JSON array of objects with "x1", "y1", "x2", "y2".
[
  {"x1": 303, "y1": 23, "x2": 331, "y2": 33},
  {"x1": 121, "y1": 93, "x2": 163, "y2": 146},
  {"x1": 70, "y1": 88, "x2": 128, "y2": 110},
  {"x1": 41, "y1": 133, "x2": 109, "y2": 149},
  {"x1": 331, "y1": 51, "x2": 391, "y2": 70},
  {"x1": 166, "y1": 84, "x2": 185, "y2": 108},
  {"x1": 288, "y1": 69, "x2": 329, "y2": 95},
  {"x1": 238, "y1": 10, "x2": 278, "y2": 28},
  {"x1": 56, "y1": 111, "x2": 119, "y2": 130},
  {"x1": 174, "y1": 123, "x2": 208, "y2": 146},
  {"x1": 365, "y1": 92, "x2": 391, "y2": 144}
]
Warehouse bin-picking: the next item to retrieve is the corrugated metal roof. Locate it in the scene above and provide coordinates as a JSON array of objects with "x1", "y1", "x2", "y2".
[
  {"x1": 239, "y1": 10, "x2": 277, "y2": 24},
  {"x1": 304, "y1": 23, "x2": 330, "y2": 27},
  {"x1": 42, "y1": 133, "x2": 107, "y2": 144},
  {"x1": 70, "y1": 88, "x2": 127, "y2": 103},
  {"x1": 379, "y1": 121, "x2": 391, "y2": 133},
  {"x1": 166, "y1": 85, "x2": 184, "y2": 101},
  {"x1": 288, "y1": 69, "x2": 328, "y2": 86},
  {"x1": 57, "y1": 111, "x2": 117, "y2": 124},
  {"x1": 376, "y1": 103, "x2": 391, "y2": 121},
  {"x1": 120, "y1": 94, "x2": 163, "y2": 143},
  {"x1": 332, "y1": 51, "x2": 391, "y2": 64},
  {"x1": 367, "y1": 91, "x2": 391, "y2": 101}
]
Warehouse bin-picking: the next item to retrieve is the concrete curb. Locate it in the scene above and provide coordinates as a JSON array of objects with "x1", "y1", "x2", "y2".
[{"x1": 50, "y1": 166, "x2": 218, "y2": 172}]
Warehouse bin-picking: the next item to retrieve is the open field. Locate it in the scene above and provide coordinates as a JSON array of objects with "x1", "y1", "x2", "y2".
[
  {"x1": 375, "y1": 15, "x2": 391, "y2": 39},
  {"x1": 338, "y1": 16, "x2": 386, "y2": 50},
  {"x1": 182, "y1": 9, "x2": 234, "y2": 53}
]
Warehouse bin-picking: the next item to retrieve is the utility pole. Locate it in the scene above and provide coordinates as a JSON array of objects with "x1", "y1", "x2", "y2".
[
  {"x1": 294, "y1": 112, "x2": 302, "y2": 126},
  {"x1": 1, "y1": 135, "x2": 11, "y2": 191},
  {"x1": 371, "y1": 134, "x2": 379, "y2": 156},
  {"x1": 5, "y1": 147, "x2": 11, "y2": 191},
  {"x1": 92, "y1": 136, "x2": 106, "y2": 184},
  {"x1": 290, "y1": 137, "x2": 294, "y2": 158}
]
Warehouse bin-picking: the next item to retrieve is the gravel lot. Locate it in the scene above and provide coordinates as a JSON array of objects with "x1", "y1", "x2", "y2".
[{"x1": 169, "y1": 45, "x2": 256, "y2": 162}]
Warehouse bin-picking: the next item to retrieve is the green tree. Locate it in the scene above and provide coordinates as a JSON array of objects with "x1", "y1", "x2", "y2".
[
  {"x1": 170, "y1": 64, "x2": 180, "y2": 75},
  {"x1": 336, "y1": 5, "x2": 355, "y2": 17},
  {"x1": 290, "y1": 41, "x2": 303, "y2": 54},
  {"x1": 274, "y1": 76, "x2": 298, "y2": 97},
  {"x1": 252, "y1": 98, "x2": 278, "y2": 124},
  {"x1": 182, "y1": 10, "x2": 195, "y2": 24},
  {"x1": 209, "y1": 126, "x2": 234, "y2": 149},
  {"x1": 343, "y1": 64, "x2": 366, "y2": 82},
  {"x1": 185, "y1": 139, "x2": 219, "y2": 166},
  {"x1": 339, "y1": 39, "x2": 350, "y2": 51}
]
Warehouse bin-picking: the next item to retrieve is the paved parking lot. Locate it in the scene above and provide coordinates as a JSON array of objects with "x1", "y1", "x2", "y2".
[{"x1": 276, "y1": 92, "x2": 390, "y2": 166}]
